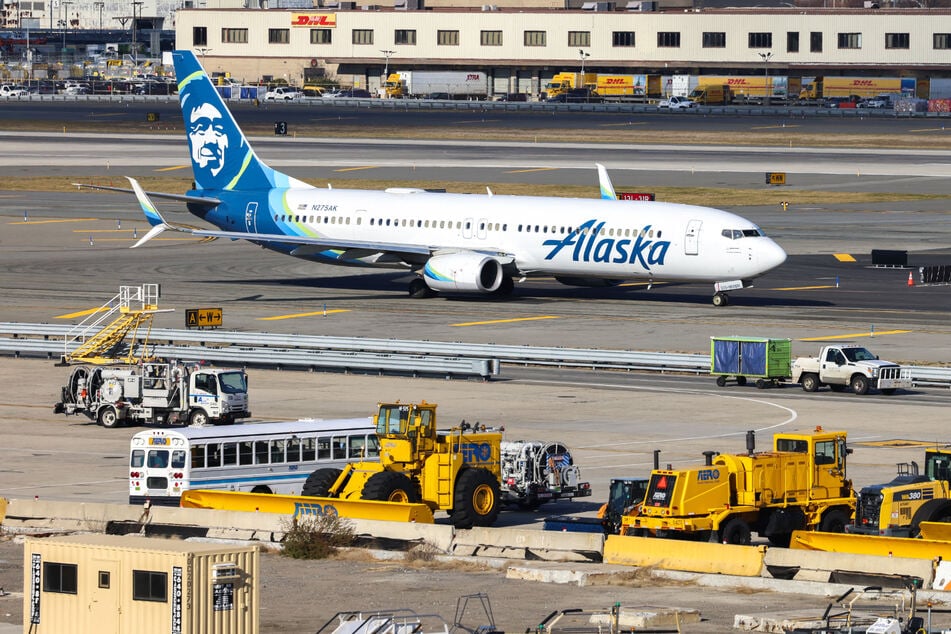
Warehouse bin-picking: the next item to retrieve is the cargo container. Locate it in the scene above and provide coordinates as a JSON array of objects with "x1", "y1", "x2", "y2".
[
  {"x1": 799, "y1": 76, "x2": 916, "y2": 100},
  {"x1": 23, "y1": 534, "x2": 259, "y2": 634},
  {"x1": 385, "y1": 71, "x2": 488, "y2": 99},
  {"x1": 698, "y1": 75, "x2": 790, "y2": 101},
  {"x1": 710, "y1": 336, "x2": 792, "y2": 388},
  {"x1": 594, "y1": 74, "x2": 662, "y2": 100}
]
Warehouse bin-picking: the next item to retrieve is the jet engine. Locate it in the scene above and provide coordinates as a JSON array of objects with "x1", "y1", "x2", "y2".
[{"x1": 423, "y1": 252, "x2": 505, "y2": 293}]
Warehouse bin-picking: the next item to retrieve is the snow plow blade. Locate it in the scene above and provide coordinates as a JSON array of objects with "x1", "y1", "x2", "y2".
[{"x1": 180, "y1": 490, "x2": 435, "y2": 524}]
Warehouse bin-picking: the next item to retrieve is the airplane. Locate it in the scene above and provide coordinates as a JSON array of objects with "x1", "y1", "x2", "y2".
[{"x1": 97, "y1": 50, "x2": 787, "y2": 306}]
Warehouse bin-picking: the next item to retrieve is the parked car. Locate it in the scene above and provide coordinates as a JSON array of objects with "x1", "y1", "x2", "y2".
[
  {"x1": 0, "y1": 84, "x2": 28, "y2": 97},
  {"x1": 658, "y1": 95, "x2": 695, "y2": 109},
  {"x1": 495, "y1": 92, "x2": 528, "y2": 102},
  {"x1": 546, "y1": 88, "x2": 603, "y2": 103},
  {"x1": 133, "y1": 81, "x2": 176, "y2": 95},
  {"x1": 857, "y1": 96, "x2": 891, "y2": 109},
  {"x1": 63, "y1": 83, "x2": 91, "y2": 95},
  {"x1": 332, "y1": 88, "x2": 373, "y2": 98},
  {"x1": 264, "y1": 86, "x2": 302, "y2": 101}
]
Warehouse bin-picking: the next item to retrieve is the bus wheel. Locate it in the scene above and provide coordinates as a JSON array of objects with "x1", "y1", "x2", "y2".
[
  {"x1": 251, "y1": 486, "x2": 273, "y2": 494},
  {"x1": 98, "y1": 406, "x2": 120, "y2": 428},
  {"x1": 302, "y1": 468, "x2": 342, "y2": 497}
]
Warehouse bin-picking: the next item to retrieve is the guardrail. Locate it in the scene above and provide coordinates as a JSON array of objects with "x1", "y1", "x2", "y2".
[{"x1": 3, "y1": 323, "x2": 950, "y2": 387}]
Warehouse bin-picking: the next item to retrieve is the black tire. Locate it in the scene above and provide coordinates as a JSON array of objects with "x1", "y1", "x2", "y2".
[
  {"x1": 712, "y1": 292, "x2": 729, "y2": 307},
  {"x1": 819, "y1": 508, "x2": 849, "y2": 533},
  {"x1": 801, "y1": 373, "x2": 820, "y2": 392},
  {"x1": 909, "y1": 501, "x2": 951, "y2": 537},
  {"x1": 362, "y1": 471, "x2": 421, "y2": 503},
  {"x1": 98, "y1": 406, "x2": 120, "y2": 428},
  {"x1": 251, "y1": 486, "x2": 273, "y2": 494},
  {"x1": 736, "y1": 376, "x2": 747, "y2": 386},
  {"x1": 449, "y1": 468, "x2": 500, "y2": 529},
  {"x1": 189, "y1": 409, "x2": 209, "y2": 426},
  {"x1": 755, "y1": 379, "x2": 766, "y2": 389},
  {"x1": 719, "y1": 517, "x2": 751, "y2": 545},
  {"x1": 850, "y1": 375, "x2": 870, "y2": 395},
  {"x1": 767, "y1": 532, "x2": 792, "y2": 547},
  {"x1": 715, "y1": 375, "x2": 727, "y2": 387},
  {"x1": 302, "y1": 468, "x2": 343, "y2": 497}
]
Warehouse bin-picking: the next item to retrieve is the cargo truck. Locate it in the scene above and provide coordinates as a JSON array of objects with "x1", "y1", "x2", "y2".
[
  {"x1": 542, "y1": 72, "x2": 595, "y2": 99},
  {"x1": 791, "y1": 345, "x2": 911, "y2": 395},
  {"x1": 688, "y1": 84, "x2": 732, "y2": 105},
  {"x1": 798, "y1": 76, "x2": 914, "y2": 101},
  {"x1": 385, "y1": 71, "x2": 488, "y2": 99},
  {"x1": 54, "y1": 361, "x2": 250, "y2": 427},
  {"x1": 500, "y1": 440, "x2": 592, "y2": 508},
  {"x1": 627, "y1": 427, "x2": 855, "y2": 546},
  {"x1": 851, "y1": 449, "x2": 951, "y2": 537}
]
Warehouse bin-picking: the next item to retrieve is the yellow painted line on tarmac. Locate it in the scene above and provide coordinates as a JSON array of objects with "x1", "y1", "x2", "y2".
[
  {"x1": 833, "y1": 253, "x2": 856, "y2": 262},
  {"x1": 74, "y1": 229, "x2": 138, "y2": 233},
  {"x1": 771, "y1": 285, "x2": 837, "y2": 291},
  {"x1": 618, "y1": 281, "x2": 669, "y2": 288},
  {"x1": 451, "y1": 316, "x2": 560, "y2": 327},
  {"x1": 800, "y1": 330, "x2": 911, "y2": 341},
  {"x1": 11, "y1": 218, "x2": 97, "y2": 225},
  {"x1": 334, "y1": 166, "x2": 379, "y2": 172},
  {"x1": 85, "y1": 237, "x2": 208, "y2": 243},
  {"x1": 258, "y1": 309, "x2": 352, "y2": 321},
  {"x1": 506, "y1": 167, "x2": 558, "y2": 174},
  {"x1": 751, "y1": 124, "x2": 800, "y2": 130},
  {"x1": 600, "y1": 122, "x2": 649, "y2": 127},
  {"x1": 910, "y1": 127, "x2": 950, "y2": 133},
  {"x1": 857, "y1": 439, "x2": 937, "y2": 448},
  {"x1": 56, "y1": 307, "x2": 110, "y2": 319},
  {"x1": 155, "y1": 165, "x2": 189, "y2": 172}
]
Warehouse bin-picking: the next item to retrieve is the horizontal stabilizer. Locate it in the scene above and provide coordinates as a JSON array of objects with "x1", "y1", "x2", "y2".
[{"x1": 72, "y1": 182, "x2": 221, "y2": 208}]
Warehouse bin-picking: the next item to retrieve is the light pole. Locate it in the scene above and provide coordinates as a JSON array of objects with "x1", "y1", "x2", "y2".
[
  {"x1": 758, "y1": 51, "x2": 773, "y2": 105},
  {"x1": 94, "y1": 1, "x2": 104, "y2": 29},
  {"x1": 579, "y1": 48, "x2": 590, "y2": 77},
  {"x1": 131, "y1": 1, "x2": 144, "y2": 66},
  {"x1": 380, "y1": 49, "x2": 394, "y2": 78},
  {"x1": 61, "y1": 1, "x2": 72, "y2": 52}
]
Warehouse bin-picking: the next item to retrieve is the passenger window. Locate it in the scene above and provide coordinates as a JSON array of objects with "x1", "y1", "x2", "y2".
[
  {"x1": 171, "y1": 450, "x2": 186, "y2": 469},
  {"x1": 254, "y1": 440, "x2": 269, "y2": 464},
  {"x1": 332, "y1": 436, "x2": 347, "y2": 460},
  {"x1": 365, "y1": 435, "x2": 381, "y2": 457},
  {"x1": 301, "y1": 437, "x2": 316, "y2": 461},
  {"x1": 271, "y1": 440, "x2": 286, "y2": 464},
  {"x1": 222, "y1": 443, "x2": 237, "y2": 466},
  {"x1": 287, "y1": 438, "x2": 301, "y2": 462},
  {"x1": 206, "y1": 443, "x2": 221, "y2": 468},
  {"x1": 349, "y1": 437, "x2": 366, "y2": 458},
  {"x1": 131, "y1": 449, "x2": 145, "y2": 468},
  {"x1": 147, "y1": 450, "x2": 169, "y2": 469},
  {"x1": 239, "y1": 441, "x2": 253, "y2": 466},
  {"x1": 317, "y1": 436, "x2": 331, "y2": 460},
  {"x1": 191, "y1": 446, "x2": 205, "y2": 469}
]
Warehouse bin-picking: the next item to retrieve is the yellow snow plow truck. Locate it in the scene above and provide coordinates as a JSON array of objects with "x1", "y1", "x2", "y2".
[
  {"x1": 627, "y1": 427, "x2": 855, "y2": 546},
  {"x1": 300, "y1": 401, "x2": 503, "y2": 528}
]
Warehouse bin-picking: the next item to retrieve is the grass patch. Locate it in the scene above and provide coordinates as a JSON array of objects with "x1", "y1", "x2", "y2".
[{"x1": 17, "y1": 175, "x2": 951, "y2": 207}]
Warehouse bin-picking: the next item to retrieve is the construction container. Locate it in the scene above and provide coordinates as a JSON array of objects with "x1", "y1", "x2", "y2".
[
  {"x1": 23, "y1": 534, "x2": 259, "y2": 634},
  {"x1": 710, "y1": 336, "x2": 791, "y2": 388}
]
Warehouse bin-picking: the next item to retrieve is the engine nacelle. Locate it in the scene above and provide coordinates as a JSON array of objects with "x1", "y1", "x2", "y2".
[{"x1": 423, "y1": 252, "x2": 504, "y2": 293}]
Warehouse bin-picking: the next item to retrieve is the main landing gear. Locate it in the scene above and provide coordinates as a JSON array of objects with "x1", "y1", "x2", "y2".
[{"x1": 712, "y1": 292, "x2": 730, "y2": 307}]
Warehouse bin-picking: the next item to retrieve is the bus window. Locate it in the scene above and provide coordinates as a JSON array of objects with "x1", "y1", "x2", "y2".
[
  {"x1": 317, "y1": 436, "x2": 331, "y2": 460},
  {"x1": 239, "y1": 441, "x2": 254, "y2": 466},
  {"x1": 171, "y1": 450, "x2": 186, "y2": 469},
  {"x1": 131, "y1": 449, "x2": 144, "y2": 468},
  {"x1": 301, "y1": 437, "x2": 316, "y2": 461},
  {"x1": 271, "y1": 440, "x2": 286, "y2": 464},
  {"x1": 191, "y1": 445, "x2": 205, "y2": 469},
  {"x1": 349, "y1": 436, "x2": 366, "y2": 458},
  {"x1": 287, "y1": 437, "x2": 301, "y2": 462},
  {"x1": 147, "y1": 450, "x2": 169, "y2": 468},
  {"x1": 206, "y1": 443, "x2": 221, "y2": 468},
  {"x1": 332, "y1": 436, "x2": 347, "y2": 460},
  {"x1": 254, "y1": 441, "x2": 269, "y2": 464},
  {"x1": 222, "y1": 443, "x2": 237, "y2": 466},
  {"x1": 365, "y1": 435, "x2": 381, "y2": 458}
]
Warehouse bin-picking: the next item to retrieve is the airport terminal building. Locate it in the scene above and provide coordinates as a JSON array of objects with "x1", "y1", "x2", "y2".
[{"x1": 172, "y1": 7, "x2": 951, "y2": 93}]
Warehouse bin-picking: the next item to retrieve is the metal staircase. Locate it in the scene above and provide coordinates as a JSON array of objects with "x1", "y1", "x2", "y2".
[{"x1": 62, "y1": 284, "x2": 163, "y2": 365}]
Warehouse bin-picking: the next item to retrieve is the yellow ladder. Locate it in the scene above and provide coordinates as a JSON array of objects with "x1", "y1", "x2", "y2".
[{"x1": 63, "y1": 284, "x2": 162, "y2": 365}]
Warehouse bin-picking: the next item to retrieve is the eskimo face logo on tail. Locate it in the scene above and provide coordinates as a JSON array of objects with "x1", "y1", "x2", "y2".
[
  {"x1": 188, "y1": 103, "x2": 229, "y2": 177},
  {"x1": 543, "y1": 219, "x2": 671, "y2": 270}
]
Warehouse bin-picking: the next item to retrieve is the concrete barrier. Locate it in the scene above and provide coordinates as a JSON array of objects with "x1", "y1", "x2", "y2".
[
  {"x1": 603, "y1": 534, "x2": 766, "y2": 577},
  {"x1": 766, "y1": 541, "x2": 936, "y2": 586},
  {"x1": 453, "y1": 526, "x2": 604, "y2": 562}
]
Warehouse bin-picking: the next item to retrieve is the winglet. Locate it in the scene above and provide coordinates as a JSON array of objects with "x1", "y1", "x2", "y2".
[
  {"x1": 127, "y1": 176, "x2": 170, "y2": 248},
  {"x1": 596, "y1": 163, "x2": 617, "y2": 200}
]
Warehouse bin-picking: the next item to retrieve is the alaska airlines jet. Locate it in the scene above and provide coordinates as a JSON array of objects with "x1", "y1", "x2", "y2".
[{"x1": 114, "y1": 50, "x2": 786, "y2": 306}]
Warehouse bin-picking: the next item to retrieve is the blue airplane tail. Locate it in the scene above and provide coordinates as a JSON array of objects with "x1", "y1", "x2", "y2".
[{"x1": 172, "y1": 50, "x2": 296, "y2": 192}]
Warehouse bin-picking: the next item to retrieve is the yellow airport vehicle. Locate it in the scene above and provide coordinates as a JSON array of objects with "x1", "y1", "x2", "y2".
[
  {"x1": 852, "y1": 449, "x2": 951, "y2": 537},
  {"x1": 301, "y1": 401, "x2": 503, "y2": 529},
  {"x1": 181, "y1": 489, "x2": 435, "y2": 523},
  {"x1": 628, "y1": 427, "x2": 855, "y2": 546}
]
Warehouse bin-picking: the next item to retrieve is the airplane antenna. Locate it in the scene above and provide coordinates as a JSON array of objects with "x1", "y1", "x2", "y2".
[{"x1": 486, "y1": 187, "x2": 493, "y2": 196}]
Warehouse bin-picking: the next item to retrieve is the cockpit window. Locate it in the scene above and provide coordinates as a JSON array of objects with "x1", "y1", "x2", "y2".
[{"x1": 721, "y1": 228, "x2": 764, "y2": 240}]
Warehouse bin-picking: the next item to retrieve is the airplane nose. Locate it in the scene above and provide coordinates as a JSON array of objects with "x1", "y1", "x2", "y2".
[{"x1": 763, "y1": 239, "x2": 787, "y2": 272}]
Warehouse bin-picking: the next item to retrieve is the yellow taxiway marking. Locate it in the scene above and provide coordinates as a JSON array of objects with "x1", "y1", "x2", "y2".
[
  {"x1": 334, "y1": 166, "x2": 379, "y2": 172},
  {"x1": 155, "y1": 165, "x2": 189, "y2": 172},
  {"x1": 800, "y1": 330, "x2": 910, "y2": 341},
  {"x1": 74, "y1": 229, "x2": 140, "y2": 233},
  {"x1": 833, "y1": 253, "x2": 856, "y2": 262},
  {"x1": 451, "y1": 316, "x2": 560, "y2": 327},
  {"x1": 910, "y1": 127, "x2": 950, "y2": 133},
  {"x1": 771, "y1": 285, "x2": 837, "y2": 291},
  {"x1": 750, "y1": 124, "x2": 801, "y2": 130},
  {"x1": 618, "y1": 281, "x2": 669, "y2": 288},
  {"x1": 506, "y1": 167, "x2": 558, "y2": 174},
  {"x1": 11, "y1": 218, "x2": 97, "y2": 225},
  {"x1": 85, "y1": 237, "x2": 207, "y2": 243},
  {"x1": 858, "y1": 439, "x2": 938, "y2": 448},
  {"x1": 56, "y1": 307, "x2": 110, "y2": 319},
  {"x1": 258, "y1": 309, "x2": 352, "y2": 321},
  {"x1": 600, "y1": 122, "x2": 649, "y2": 127}
]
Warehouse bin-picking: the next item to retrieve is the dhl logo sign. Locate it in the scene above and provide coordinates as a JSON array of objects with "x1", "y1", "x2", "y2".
[
  {"x1": 291, "y1": 13, "x2": 337, "y2": 27},
  {"x1": 601, "y1": 77, "x2": 631, "y2": 85}
]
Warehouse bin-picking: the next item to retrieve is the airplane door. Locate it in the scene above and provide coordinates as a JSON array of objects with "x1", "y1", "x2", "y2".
[
  {"x1": 463, "y1": 218, "x2": 473, "y2": 239},
  {"x1": 244, "y1": 202, "x2": 258, "y2": 233},
  {"x1": 684, "y1": 219, "x2": 702, "y2": 255}
]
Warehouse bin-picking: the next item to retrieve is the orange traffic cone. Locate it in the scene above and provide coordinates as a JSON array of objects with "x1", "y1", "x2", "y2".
[{"x1": 907, "y1": 271, "x2": 914, "y2": 287}]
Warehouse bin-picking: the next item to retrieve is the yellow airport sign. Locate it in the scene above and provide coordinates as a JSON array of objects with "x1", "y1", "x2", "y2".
[
  {"x1": 766, "y1": 172, "x2": 786, "y2": 185},
  {"x1": 186, "y1": 307, "x2": 223, "y2": 328}
]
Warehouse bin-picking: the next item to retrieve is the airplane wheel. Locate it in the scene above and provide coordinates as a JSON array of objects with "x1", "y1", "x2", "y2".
[
  {"x1": 408, "y1": 278, "x2": 436, "y2": 299},
  {"x1": 712, "y1": 292, "x2": 730, "y2": 307}
]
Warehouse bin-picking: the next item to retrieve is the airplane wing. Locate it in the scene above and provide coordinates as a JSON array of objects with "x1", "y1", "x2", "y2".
[
  {"x1": 74, "y1": 182, "x2": 222, "y2": 208},
  {"x1": 126, "y1": 176, "x2": 442, "y2": 258}
]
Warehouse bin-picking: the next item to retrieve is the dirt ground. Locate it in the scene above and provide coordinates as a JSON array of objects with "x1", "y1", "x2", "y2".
[{"x1": 0, "y1": 534, "x2": 846, "y2": 634}]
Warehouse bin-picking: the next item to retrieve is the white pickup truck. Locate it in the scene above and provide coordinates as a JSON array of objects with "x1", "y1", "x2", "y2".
[{"x1": 791, "y1": 345, "x2": 912, "y2": 395}]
